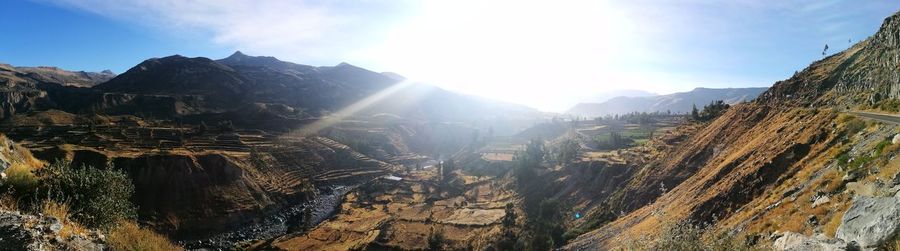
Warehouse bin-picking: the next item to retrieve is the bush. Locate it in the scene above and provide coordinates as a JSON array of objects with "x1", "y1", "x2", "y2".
[
  {"x1": 878, "y1": 99, "x2": 900, "y2": 112},
  {"x1": 37, "y1": 160, "x2": 136, "y2": 229},
  {"x1": 108, "y1": 221, "x2": 183, "y2": 251},
  {"x1": 844, "y1": 118, "x2": 867, "y2": 135},
  {"x1": 875, "y1": 140, "x2": 893, "y2": 156}
]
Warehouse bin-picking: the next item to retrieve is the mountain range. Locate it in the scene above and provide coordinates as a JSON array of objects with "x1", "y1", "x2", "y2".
[
  {"x1": 0, "y1": 51, "x2": 543, "y2": 133},
  {"x1": 566, "y1": 87, "x2": 768, "y2": 117}
]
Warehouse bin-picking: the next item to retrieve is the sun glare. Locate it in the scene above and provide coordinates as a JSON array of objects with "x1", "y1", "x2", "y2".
[{"x1": 357, "y1": 1, "x2": 642, "y2": 111}]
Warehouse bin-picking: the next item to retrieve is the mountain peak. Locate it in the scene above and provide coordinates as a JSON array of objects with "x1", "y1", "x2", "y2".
[
  {"x1": 229, "y1": 50, "x2": 248, "y2": 58},
  {"x1": 224, "y1": 50, "x2": 253, "y2": 61},
  {"x1": 871, "y1": 11, "x2": 900, "y2": 48}
]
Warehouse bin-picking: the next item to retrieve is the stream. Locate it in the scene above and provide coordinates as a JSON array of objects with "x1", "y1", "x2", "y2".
[{"x1": 180, "y1": 185, "x2": 356, "y2": 250}]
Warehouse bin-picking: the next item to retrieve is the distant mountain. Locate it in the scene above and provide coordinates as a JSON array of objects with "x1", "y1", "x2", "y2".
[
  {"x1": 2, "y1": 64, "x2": 114, "y2": 88},
  {"x1": 581, "y1": 89, "x2": 656, "y2": 103},
  {"x1": 566, "y1": 87, "x2": 768, "y2": 117}
]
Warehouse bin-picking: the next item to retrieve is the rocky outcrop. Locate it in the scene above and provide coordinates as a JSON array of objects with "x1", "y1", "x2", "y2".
[
  {"x1": 772, "y1": 195, "x2": 900, "y2": 251},
  {"x1": 835, "y1": 196, "x2": 900, "y2": 249},
  {"x1": 759, "y1": 11, "x2": 900, "y2": 106},
  {"x1": 0, "y1": 210, "x2": 105, "y2": 251}
]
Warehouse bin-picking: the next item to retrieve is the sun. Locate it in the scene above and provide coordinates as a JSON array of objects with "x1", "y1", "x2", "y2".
[{"x1": 355, "y1": 0, "x2": 644, "y2": 111}]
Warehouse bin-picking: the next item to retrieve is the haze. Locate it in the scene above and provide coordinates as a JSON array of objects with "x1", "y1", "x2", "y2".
[{"x1": 3, "y1": 0, "x2": 899, "y2": 111}]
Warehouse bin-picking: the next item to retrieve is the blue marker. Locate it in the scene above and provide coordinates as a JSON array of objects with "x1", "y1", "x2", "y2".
[{"x1": 575, "y1": 213, "x2": 582, "y2": 219}]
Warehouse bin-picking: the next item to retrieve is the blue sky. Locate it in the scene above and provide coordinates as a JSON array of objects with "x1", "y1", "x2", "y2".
[{"x1": 1, "y1": 0, "x2": 899, "y2": 111}]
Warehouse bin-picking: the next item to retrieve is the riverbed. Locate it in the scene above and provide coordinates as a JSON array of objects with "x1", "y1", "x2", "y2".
[{"x1": 180, "y1": 185, "x2": 355, "y2": 250}]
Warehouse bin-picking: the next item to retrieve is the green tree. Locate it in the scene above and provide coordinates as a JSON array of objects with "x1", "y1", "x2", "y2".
[
  {"x1": 556, "y1": 139, "x2": 580, "y2": 165},
  {"x1": 442, "y1": 159, "x2": 456, "y2": 182},
  {"x1": 428, "y1": 228, "x2": 446, "y2": 250},
  {"x1": 691, "y1": 103, "x2": 700, "y2": 120}
]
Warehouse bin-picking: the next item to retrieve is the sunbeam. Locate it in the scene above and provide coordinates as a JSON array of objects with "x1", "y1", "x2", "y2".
[{"x1": 292, "y1": 80, "x2": 417, "y2": 136}]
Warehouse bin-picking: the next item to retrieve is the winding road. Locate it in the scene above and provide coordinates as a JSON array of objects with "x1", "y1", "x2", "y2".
[{"x1": 848, "y1": 111, "x2": 900, "y2": 125}]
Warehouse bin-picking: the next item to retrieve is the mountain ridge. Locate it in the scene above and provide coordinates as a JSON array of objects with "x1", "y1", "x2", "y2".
[{"x1": 567, "y1": 87, "x2": 768, "y2": 117}]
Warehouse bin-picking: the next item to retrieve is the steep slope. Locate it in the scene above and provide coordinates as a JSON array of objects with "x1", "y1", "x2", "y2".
[
  {"x1": 567, "y1": 87, "x2": 767, "y2": 117},
  {"x1": 565, "y1": 11, "x2": 900, "y2": 249},
  {"x1": 0, "y1": 64, "x2": 55, "y2": 119}
]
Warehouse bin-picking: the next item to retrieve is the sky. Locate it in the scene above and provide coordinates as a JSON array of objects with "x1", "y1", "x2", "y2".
[{"x1": 1, "y1": 0, "x2": 899, "y2": 112}]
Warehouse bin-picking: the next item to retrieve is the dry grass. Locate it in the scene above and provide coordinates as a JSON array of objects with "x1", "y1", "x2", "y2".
[
  {"x1": 2, "y1": 160, "x2": 39, "y2": 200},
  {"x1": 887, "y1": 237, "x2": 900, "y2": 251},
  {"x1": 41, "y1": 200, "x2": 89, "y2": 239},
  {"x1": 615, "y1": 219, "x2": 757, "y2": 251},
  {"x1": 0, "y1": 190, "x2": 17, "y2": 210},
  {"x1": 0, "y1": 134, "x2": 43, "y2": 210},
  {"x1": 819, "y1": 170, "x2": 844, "y2": 194},
  {"x1": 107, "y1": 221, "x2": 183, "y2": 251},
  {"x1": 822, "y1": 196, "x2": 850, "y2": 237}
]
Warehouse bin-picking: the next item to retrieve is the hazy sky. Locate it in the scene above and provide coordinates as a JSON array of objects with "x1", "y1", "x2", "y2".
[{"x1": 2, "y1": 0, "x2": 899, "y2": 111}]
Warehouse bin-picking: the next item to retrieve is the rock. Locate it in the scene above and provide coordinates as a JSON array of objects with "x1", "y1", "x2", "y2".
[
  {"x1": 0, "y1": 210, "x2": 104, "y2": 250},
  {"x1": 0, "y1": 211, "x2": 36, "y2": 250},
  {"x1": 892, "y1": 134, "x2": 900, "y2": 145},
  {"x1": 772, "y1": 231, "x2": 846, "y2": 251},
  {"x1": 892, "y1": 172, "x2": 900, "y2": 186},
  {"x1": 808, "y1": 215, "x2": 819, "y2": 225},
  {"x1": 812, "y1": 195, "x2": 831, "y2": 208},
  {"x1": 842, "y1": 173, "x2": 858, "y2": 183},
  {"x1": 45, "y1": 217, "x2": 63, "y2": 234},
  {"x1": 835, "y1": 196, "x2": 900, "y2": 249}
]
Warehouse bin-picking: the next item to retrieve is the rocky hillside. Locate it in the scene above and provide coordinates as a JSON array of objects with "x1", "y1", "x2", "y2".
[
  {"x1": 567, "y1": 87, "x2": 767, "y2": 117},
  {"x1": 562, "y1": 11, "x2": 900, "y2": 250}
]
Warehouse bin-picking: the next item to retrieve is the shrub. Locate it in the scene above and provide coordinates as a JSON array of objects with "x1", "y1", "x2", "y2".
[
  {"x1": 37, "y1": 160, "x2": 136, "y2": 229},
  {"x1": 844, "y1": 118, "x2": 866, "y2": 135},
  {"x1": 107, "y1": 221, "x2": 183, "y2": 251}
]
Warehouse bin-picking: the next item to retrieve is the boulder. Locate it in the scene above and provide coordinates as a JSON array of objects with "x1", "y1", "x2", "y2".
[
  {"x1": 835, "y1": 196, "x2": 900, "y2": 249},
  {"x1": 892, "y1": 133, "x2": 900, "y2": 145},
  {"x1": 772, "y1": 231, "x2": 847, "y2": 251},
  {"x1": 812, "y1": 195, "x2": 831, "y2": 208}
]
